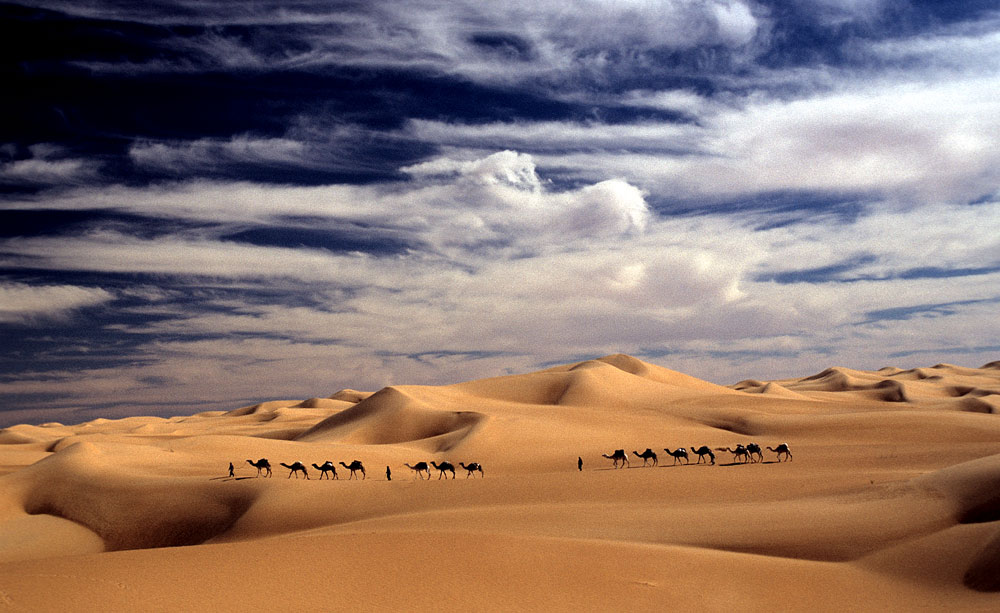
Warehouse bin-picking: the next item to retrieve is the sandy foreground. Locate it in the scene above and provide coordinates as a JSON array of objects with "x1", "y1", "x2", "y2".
[{"x1": 1, "y1": 354, "x2": 1000, "y2": 611}]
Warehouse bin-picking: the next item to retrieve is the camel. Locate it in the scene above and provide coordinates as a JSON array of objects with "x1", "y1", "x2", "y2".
[
  {"x1": 663, "y1": 447, "x2": 689, "y2": 465},
  {"x1": 767, "y1": 443, "x2": 793, "y2": 462},
  {"x1": 716, "y1": 445, "x2": 751, "y2": 464},
  {"x1": 431, "y1": 460, "x2": 456, "y2": 479},
  {"x1": 602, "y1": 449, "x2": 629, "y2": 468},
  {"x1": 690, "y1": 445, "x2": 716, "y2": 465},
  {"x1": 632, "y1": 449, "x2": 658, "y2": 467},
  {"x1": 404, "y1": 462, "x2": 431, "y2": 480},
  {"x1": 311, "y1": 461, "x2": 339, "y2": 480},
  {"x1": 339, "y1": 460, "x2": 366, "y2": 480},
  {"x1": 246, "y1": 458, "x2": 272, "y2": 478},
  {"x1": 280, "y1": 461, "x2": 310, "y2": 479},
  {"x1": 746, "y1": 442, "x2": 764, "y2": 463},
  {"x1": 459, "y1": 462, "x2": 484, "y2": 478}
]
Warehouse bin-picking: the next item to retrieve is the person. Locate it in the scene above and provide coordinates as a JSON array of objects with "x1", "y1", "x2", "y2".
[
  {"x1": 578, "y1": 456, "x2": 583, "y2": 471},
  {"x1": 386, "y1": 465, "x2": 392, "y2": 481},
  {"x1": 228, "y1": 462, "x2": 235, "y2": 477}
]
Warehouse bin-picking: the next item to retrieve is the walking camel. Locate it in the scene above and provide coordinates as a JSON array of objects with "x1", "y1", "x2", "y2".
[
  {"x1": 602, "y1": 449, "x2": 629, "y2": 468},
  {"x1": 246, "y1": 458, "x2": 272, "y2": 477},
  {"x1": 431, "y1": 460, "x2": 456, "y2": 479},
  {"x1": 633, "y1": 449, "x2": 658, "y2": 467},
  {"x1": 459, "y1": 462, "x2": 484, "y2": 478},
  {"x1": 339, "y1": 460, "x2": 366, "y2": 480},
  {"x1": 281, "y1": 461, "x2": 310, "y2": 479},
  {"x1": 663, "y1": 447, "x2": 690, "y2": 465},
  {"x1": 690, "y1": 445, "x2": 716, "y2": 465},
  {"x1": 767, "y1": 443, "x2": 793, "y2": 462},
  {"x1": 716, "y1": 445, "x2": 751, "y2": 464},
  {"x1": 746, "y1": 442, "x2": 764, "y2": 463},
  {"x1": 311, "y1": 461, "x2": 339, "y2": 479},
  {"x1": 404, "y1": 461, "x2": 431, "y2": 480}
]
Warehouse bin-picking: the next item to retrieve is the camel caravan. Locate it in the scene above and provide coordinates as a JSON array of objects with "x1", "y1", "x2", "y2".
[
  {"x1": 234, "y1": 443, "x2": 791, "y2": 481},
  {"x1": 238, "y1": 458, "x2": 485, "y2": 480},
  {"x1": 602, "y1": 443, "x2": 793, "y2": 468}
]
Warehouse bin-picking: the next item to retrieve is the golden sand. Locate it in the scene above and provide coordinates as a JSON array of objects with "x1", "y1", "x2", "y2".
[{"x1": 1, "y1": 355, "x2": 999, "y2": 611}]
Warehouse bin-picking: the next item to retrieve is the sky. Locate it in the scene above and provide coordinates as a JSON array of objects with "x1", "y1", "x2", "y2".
[{"x1": 1, "y1": 0, "x2": 999, "y2": 427}]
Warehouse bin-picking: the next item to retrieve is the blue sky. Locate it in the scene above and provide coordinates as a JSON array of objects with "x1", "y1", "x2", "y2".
[{"x1": 1, "y1": 0, "x2": 998, "y2": 426}]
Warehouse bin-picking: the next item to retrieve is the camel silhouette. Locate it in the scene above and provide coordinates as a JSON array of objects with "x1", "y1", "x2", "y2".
[
  {"x1": 281, "y1": 461, "x2": 310, "y2": 479},
  {"x1": 404, "y1": 462, "x2": 431, "y2": 480},
  {"x1": 459, "y1": 462, "x2": 484, "y2": 478},
  {"x1": 663, "y1": 447, "x2": 690, "y2": 465},
  {"x1": 690, "y1": 445, "x2": 716, "y2": 465},
  {"x1": 632, "y1": 449, "x2": 658, "y2": 467},
  {"x1": 602, "y1": 449, "x2": 629, "y2": 468},
  {"x1": 716, "y1": 445, "x2": 751, "y2": 464},
  {"x1": 431, "y1": 460, "x2": 456, "y2": 479},
  {"x1": 311, "y1": 461, "x2": 339, "y2": 479},
  {"x1": 767, "y1": 443, "x2": 793, "y2": 462},
  {"x1": 339, "y1": 460, "x2": 366, "y2": 480},
  {"x1": 246, "y1": 458, "x2": 272, "y2": 478},
  {"x1": 746, "y1": 442, "x2": 764, "y2": 463}
]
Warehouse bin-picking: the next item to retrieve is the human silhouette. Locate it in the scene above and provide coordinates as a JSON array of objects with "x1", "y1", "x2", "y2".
[
  {"x1": 228, "y1": 462, "x2": 235, "y2": 477},
  {"x1": 386, "y1": 466, "x2": 392, "y2": 481},
  {"x1": 578, "y1": 456, "x2": 583, "y2": 471}
]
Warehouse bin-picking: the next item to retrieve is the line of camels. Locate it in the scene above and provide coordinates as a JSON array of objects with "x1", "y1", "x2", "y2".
[
  {"x1": 602, "y1": 443, "x2": 792, "y2": 468},
  {"x1": 243, "y1": 459, "x2": 484, "y2": 480}
]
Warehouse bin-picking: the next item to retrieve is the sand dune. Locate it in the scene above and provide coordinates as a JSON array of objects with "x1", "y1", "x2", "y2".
[{"x1": 1, "y1": 354, "x2": 1000, "y2": 610}]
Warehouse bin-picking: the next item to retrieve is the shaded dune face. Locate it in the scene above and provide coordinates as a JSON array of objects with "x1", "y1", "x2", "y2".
[
  {"x1": 965, "y1": 530, "x2": 1000, "y2": 592},
  {"x1": 909, "y1": 455, "x2": 1000, "y2": 592},
  {"x1": 295, "y1": 387, "x2": 485, "y2": 452},
  {"x1": 18, "y1": 443, "x2": 257, "y2": 551},
  {"x1": 752, "y1": 363, "x2": 1000, "y2": 412}
]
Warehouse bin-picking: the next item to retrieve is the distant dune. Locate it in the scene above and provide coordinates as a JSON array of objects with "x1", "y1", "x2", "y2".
[{"x1": 1, "y1": 355, "x2": 1000, "y2": 610}]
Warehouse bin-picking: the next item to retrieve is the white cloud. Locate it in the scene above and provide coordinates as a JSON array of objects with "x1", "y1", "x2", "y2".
[
  {"x1": 0, "y1": 144, "x2": 98, "y2": 186},
  {"x1": 129, "y1": 136, "x2": 309, "y2": 171},
  {"x1": 0, "y1": 283, "x2": 114, "y2": 324},
  {"x1": 52, "y1": 0, "x2": 762, "y2": 87},
  {"x1": 411, "y1": 75, "x2": 1000, "y2": 207},
  {"x1": 2, "y1": 174, "x2": 998, "y2": 420}
]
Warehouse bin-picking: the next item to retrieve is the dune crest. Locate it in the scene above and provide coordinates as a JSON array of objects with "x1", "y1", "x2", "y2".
[{"x1": 296, "y1": 386, "x2": 484, "y2": 451}]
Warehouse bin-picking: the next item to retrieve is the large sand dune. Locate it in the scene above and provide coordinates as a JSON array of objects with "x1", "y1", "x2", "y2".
[{"x1": 1, "y1": 354, "x2": 999, "y2": 610}]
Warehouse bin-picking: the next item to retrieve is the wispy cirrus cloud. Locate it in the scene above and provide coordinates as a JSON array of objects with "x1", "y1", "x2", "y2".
[{"x1": 0, "y1": 282, "x2": 114, "y2": 324}]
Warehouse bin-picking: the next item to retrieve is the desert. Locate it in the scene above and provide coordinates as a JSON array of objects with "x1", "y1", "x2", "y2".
[{"x1": 0, "y1": 354, "x2": 999, "y2": 611}]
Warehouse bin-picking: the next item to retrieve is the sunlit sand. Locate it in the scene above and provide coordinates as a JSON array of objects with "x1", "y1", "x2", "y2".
[{"x1": 1, "y1": 354, "x2": 999, "y2": 610}]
